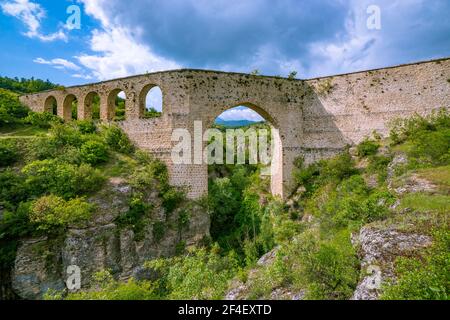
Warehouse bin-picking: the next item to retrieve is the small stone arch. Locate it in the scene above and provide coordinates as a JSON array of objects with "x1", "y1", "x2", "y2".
[
  {"x1": 44, "y1": 95, "x2": 58, "y2": 115},
  {"x1": 84, "y1": 91, "x2": 101, "y2": 120},
  {"x1": 139, "y1": 84, "x2": 163, "y2": 118},
  {"x1": 62, "y1": 94, "x2": 78, "y2": 121},
  {"x1": 107, "y1": 89, "x2": 127, "y2": 121}
]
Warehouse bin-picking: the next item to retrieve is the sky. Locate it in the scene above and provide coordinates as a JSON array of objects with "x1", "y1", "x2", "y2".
[{"x1": 1, "y1": 0, "x2": 449, "y2": 120}]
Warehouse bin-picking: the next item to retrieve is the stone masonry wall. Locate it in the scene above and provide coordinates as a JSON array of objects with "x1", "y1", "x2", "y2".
[{"x1": 20, "y1": 58, "x2": 450, "y2": 199}]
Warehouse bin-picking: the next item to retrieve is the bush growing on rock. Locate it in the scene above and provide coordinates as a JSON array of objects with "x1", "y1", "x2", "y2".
[
  {"x1": 30, "y1": 195, "x2": 95, "y2": 232},
  {"x1": 22, "y1": 159, "x2": 105, "y2": 199},
  {"x1": 356, "y1": 138, "x2": 380, "y2": 157}
]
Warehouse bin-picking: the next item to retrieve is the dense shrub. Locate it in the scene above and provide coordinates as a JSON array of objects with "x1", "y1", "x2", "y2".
[
  {"x1": 49, "y1": 123, "x2": 85, "y2": 147},
  {"x1": 390, "y1": 109, "x2": 450, "y2": 166},
  {"x1": 0, "y1": 169, "x2": 28, "y2": 206},
  {"x1": 116, "y1": 197, "x2": 153, "y2": 240},
  {"x1": 307, "y1": 175, "x2": 394, "y2": 229},
  {"x1": 30, "y1": 195, "x2": 95, "y2": 232},
  {"x1": 294, "y1": 152, "x2": 357, "y2": 197},
  {"x1": 390, "y1": 109, "x2": 449, "y2": 145},
  {"x1": 0, "y1": 88, "x2": 29, "y2": 124},
  {"x1": 161, "y1": 188, "x2": 185, "y2": 214},
  {"x1": 64, "y1": 270, "x2": 158, "y2": 300},
  {"x1": 152, "y1": 222, "x2": 166, "y2": 243},
  {"x1": 80, "y1": 141, "x2": 109, "y2": 165},
  {"x1": 102, "y1": 125, "x2": 134, "y2": 154},
  {"x1": 0, "y1": 140, "x2": 19, "y2": 167},
  {"x1": 356, "y1": 138, "x2": 380, "y2": 157},
  {"x1": 408, "y1": 129, "x2": 450, "y2": 166},
  {"x1": 0, "y1": 203, "x2": 34, "y2": 268},
  {"x1": 144, "y1": 246, "x2": 240, "y2": 299},
  {"x1": 25, "y1": 112, "x2": 61, "y2": 128},
  {"x1": 22, "y1": 159, "x2": 105, "y2": 199},
  {"x1": 296, "y1": 231, "x2": 360, "y2": 300},
  {"x1": 76, "y1": 120, "x2": 97, "y2": 134}
]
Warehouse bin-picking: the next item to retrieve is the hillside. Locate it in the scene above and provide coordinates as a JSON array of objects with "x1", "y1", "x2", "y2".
[{"x1": 0, "y1": 79, "x2": 448, "y2": 300}]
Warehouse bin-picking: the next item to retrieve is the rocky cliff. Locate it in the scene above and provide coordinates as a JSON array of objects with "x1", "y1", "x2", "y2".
[{"x1": 11, "y1": 178, "x2": 210, "y2": 300}]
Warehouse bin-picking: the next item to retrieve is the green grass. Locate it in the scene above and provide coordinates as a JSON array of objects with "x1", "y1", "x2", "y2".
[
  {"x1": 98, "y1": 152, "x2": 138, "y2": 178},
  {"x1": 415, "y1": 166, "x2": 450, "y2": 192},
  {"x1": 400, "y1": 193, "x2": 450, "y2": 213},
  {"x1": 0, "y1": 123, "x2": 48, "y2": 137}
]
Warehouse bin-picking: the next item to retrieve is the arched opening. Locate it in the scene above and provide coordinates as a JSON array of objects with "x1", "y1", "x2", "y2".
[
  {"x1": 84, "y1": 92, "x2": 101, "y2": 120},
  {"x1": 207, "y1": 104, "x2": 283, "y2": 255},
  {"x1": 139, "y1": 85, "x2": 163, "y2": 118},
  {"x1": 107, "y1": 89, "x2": 126, "y2": 121},
  {"x1": 62, "y1": 94, "x2": 78, "y2": 121},
  {"x1": 44, "y1": 96, "x2": 57, "y2": 115}
]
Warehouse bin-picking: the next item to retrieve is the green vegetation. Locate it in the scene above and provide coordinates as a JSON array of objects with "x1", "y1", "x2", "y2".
[
  {"x1": 144, "y1": 107, "x2": 162, "y2": 119},
  {"x1": 30, "y1": 195, "x2": 95, "y2": 233},
  {"x1": 1, "y1": 78, "x2": 448, "y2": 301},
  {"x1": 381, "y1": 230, "x2": 449, "y2": 300},
  {"x1": 0, "y1": 76, "x2": 58, "y2": 94},
  {"x1": 62, "y1": 110, "x2": 449, "y2": 300}
]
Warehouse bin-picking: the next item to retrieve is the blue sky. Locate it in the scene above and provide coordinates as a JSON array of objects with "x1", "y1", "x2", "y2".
[{"x1": 1, "y1": 0, "x2": 450, "y2": 120}]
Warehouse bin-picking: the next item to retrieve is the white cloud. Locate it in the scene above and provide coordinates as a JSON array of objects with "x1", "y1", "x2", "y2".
[
  {"x1": 218, "y1": 107, "x2": 265, "y2": 122},
  {"x1": 74, "y1": 0, "x2": 180, "y2": 80},
  {"x1": 34, "y1": 57, "x2": 81, "y2": 71},
  {"x1": 1, "y1": 0, "x2": 67, "y2": 42},
  {"x1": 75, "y1": 27, "x2": 180, "y2": 80},
  {"x1": 72, "y1": 73, "x2": 93, "y2": 80}
]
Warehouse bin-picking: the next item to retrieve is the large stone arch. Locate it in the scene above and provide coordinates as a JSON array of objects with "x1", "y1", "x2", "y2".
[
  {"x1": 62, "y1": 94, "x2": 77, "y2": 121},
  {"x1": 43, "y1": 95, "x2": 57, "y2": 114},
  {"x1": 209, "y1": 102, "x2": 284, "y2": 197},
  {"x1": 81, "y1": 91, "x2": 100, "y2": 120},
  {"x1": 103, "y1": 88, "x2": 127, "y2": 121}
]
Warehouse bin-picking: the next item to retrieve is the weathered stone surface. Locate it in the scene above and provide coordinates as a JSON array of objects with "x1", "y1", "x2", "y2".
[
  {"x1": 11, "y1": 180, "x2": 210, "y2": 299},
  {"x1": 351, "y1": 226, "x2": 432, "y2": 300},
  {"x1": 11, "y1": 238, "x2": 65, "y2": 300},
  {"x1": 20, "y1": 59, "x2": 450, "y2": 200}
]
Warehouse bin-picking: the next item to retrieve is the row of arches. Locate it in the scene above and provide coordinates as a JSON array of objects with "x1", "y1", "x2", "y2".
[{"x1": 44, "y1": 86, "x2": 163, "y2": 121}]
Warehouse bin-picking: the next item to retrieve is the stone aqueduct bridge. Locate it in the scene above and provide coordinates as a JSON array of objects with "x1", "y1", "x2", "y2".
[{"x1": 21, "y1": 58, "x2": 450, "y2": 199}]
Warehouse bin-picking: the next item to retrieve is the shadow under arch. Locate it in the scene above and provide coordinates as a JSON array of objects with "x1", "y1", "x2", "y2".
[
  {"x1": 62, "y1": 94, "x2": 78, "y2": 121},
  {"x1": 209, "y1": 102, "x2": 284, "y2": 198},
  {"x1": 44, "y1": 95, "x2": 57, "y2": 115},
  {"x1": 84, "y1": 91, "x2": 101, "y2": 120}
]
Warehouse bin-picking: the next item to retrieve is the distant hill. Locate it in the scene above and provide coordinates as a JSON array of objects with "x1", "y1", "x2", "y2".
[{"x1": 215, "y1": 118, "x2": 264, "y2": 128}]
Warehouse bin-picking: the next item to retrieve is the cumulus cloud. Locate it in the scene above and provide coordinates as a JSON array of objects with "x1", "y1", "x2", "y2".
[
  {"x1": 75, "y1": 27, "x2": 180, "y2": 80},
  {"x1": 73, "y1": 0, "x2": 450, "y2": 78},
  {"x1": 72, "y1": 0, "x2": 180, "y2": 80},
  {"x1": 1, "y1": 0, "x2": 67, "y2": 42}
]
